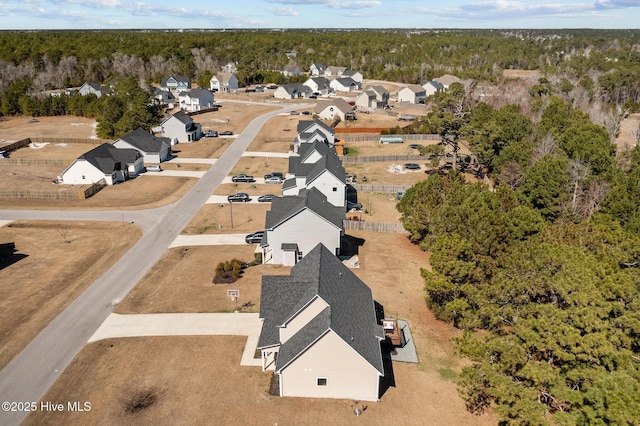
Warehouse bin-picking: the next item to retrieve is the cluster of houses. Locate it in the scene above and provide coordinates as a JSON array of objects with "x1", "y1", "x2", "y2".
[
  {"x1": 397, "y1": 74, "x2": 461, "y2": 104},
  {"x1": 58, "y1": 127, "x2": 171, "y2": 185},
  {"x1": 273, "y1": 64, "x2": 364, "y2": 100},
  {"x1": 254, "y1": 119, "x2": 386, "y2": 402}
]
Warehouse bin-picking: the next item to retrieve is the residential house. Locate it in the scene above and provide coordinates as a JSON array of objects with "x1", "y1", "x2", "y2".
[
  {"x1": 397, "y1": 84, "x2": 427, "y2": 104},
  {"x1": 433, "y1": 74, "x2": 461, "y2": 90},
  {"x1": 303, "y1": 77, "x2": 332, "y2": 96},
  {"x1": 342, "y1": 69, "x2": 364, "y2": 84},
  {"x1": 153, "y1": 88, "x2": 176, "y2": 109},
  {"x1": 422, "y1": 80, "x2": 444, "y2": 98},
  {"x1": 281, "y1": 61, "x2": 301, "y2": 77},
  {"x1": 356, "y1": 85, "x2": 389, "y2": 112},
  {"x1": 273, "y1": 83, "x2": 313, "y2": 100},
  {"x1": 294, "y1": 119, "x2": 336, "y2": 151},
  {"x1": 60, "y1": 143, "x2": 143, "y2": 185},
  {"x1": 261, "y1": 188, "x2": 344, "y2": 266},
  {"x1": 283, "y1": 144, "x2": 346, "y2": 208},
  {"x1": 222, "y1": 62, "x2": 237, "y2": 74},
  {"x1": 155, "y1": 110, "x2": 201, "y2": 144},
  {"x1": 78, "y1": 82, "x2": 105, "y2": 98},
  {"x1": 112, "y1": 127, "x2": 171, "y2": 164},
  {"x1": 258, "y1": 243, "x2": 385, "y2": 401},
  {"x1": 329, "y1": 77, "x2": 360, "y2": 92},
  {"x1": 309, "y1": 63, "x2": 326, "y2": 76},
  {"x1": 178, "y1": 88, "x2": 216, "y2": 112},
  {"x1": 161, "y1": 75, "x2": 192, "y2": 93},
  {"x1": 314, "y1": 98, "x2": 354, "y2": 122},
  {"x1": 324, "y1": 66, "x2": 347, "y2": 78},
  {"x1": 210, "y1": 72, "x2": 239, "y2": 93}
]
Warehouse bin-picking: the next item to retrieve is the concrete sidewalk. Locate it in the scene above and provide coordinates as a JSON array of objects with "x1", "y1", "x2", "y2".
[
  {"x1": 206, "y1": 195, "x2": 261, "y2": 204},
  {"x1": 169, "y1": 234, "x2": 247, "y2": 248},
  {"x1": 89, "y1": 313, "x2": 262, "y2": 367},
  {"x1": 242, "y1": 151, "x2": 290, "y2": 158},
  {"x1": 143, "y1": 170, "x2": 206, "y2": 178},
  {"x1": 166, "y1": 157, "x2": 218, "y2": 164},
  {"x1": 0, "y1": 220, "x2": 13, "y2": 228}
]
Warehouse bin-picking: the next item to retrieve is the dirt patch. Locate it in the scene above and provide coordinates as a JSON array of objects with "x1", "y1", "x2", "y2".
[
  {"x1": 115, "y1": 246, "x2": 290, "y2": 314},
  {"x1": 171, "y1": 137, "x2": 234, "y2": 158},
  {"x1": 615, "y1": 112, "x2": 640, "y2": 152},
  {"x1": 0, "y1": 116, "x2": 97, "y2": 144},
  {"x1": 0, "y1": 220, "x2": 141, "y2": 370},
  {"x1": 502, "y1": 69, "x2": 541, "y2": 81},
  {"x1": 192, "y1": 101, "x2": 279, "y2": 135},
  {"x1": 182, "y1": 203, "x2": 270, "y2": 235},
  {"x1": 246, "y1": 113, "x2": 305, "y2": 153}
]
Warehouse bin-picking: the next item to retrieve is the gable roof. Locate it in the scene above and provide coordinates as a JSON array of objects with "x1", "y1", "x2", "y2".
[
  {"x1": 180, "y1": 88, "x2": 212, "y2": 100},
  {"x1": 161, "y1": 75, "x2": 191, "y2": 86},
  {"x1": 258, "y1": 244, "x2": 384, "y2": 374},
  {"x1": 296, "y1": 119, "x2": 335, "y2": 137},
  {"x1": 77, "y1": 143, "x2": 141, "y2": 174},
  {"x1": 288, "y1": 152, "x2": 346, "y2": 186},
  {"x1": 297, "y1": 140, "x2": 335, "y2": 162},
  {"x1": 433, "y1": 74, "x2": 461, "y2": 86},
  {"x1": 342, "y1": 69, "x2": 361, "y2": 78},
  {"x1": 364, "y1": 85, "x2": 389, "y2": 97},
  {"x1": 310, "y1": 63, "x2": 326, "y2": 73},
  {"x1": 117, "y1": 127, "x2": 170, "y2": 154},
  {"x1": 401, "y1": 84, "x2": 426, "y2": 94},
  {"x1": 332, "y1": 77, "x2": 358, "y2": 88},
  {"x1": 264, "y1": 187, "x2": 344, "y2": 231},
  {"x1": 315, "y1": 98, "x2": 353, "y2": 115},
  {"x1": 278, "y1": 83, "x2": 312, "y2": 96},
  {"x1": 326, "y1": 66, "x2": 347, "y2": 75}
]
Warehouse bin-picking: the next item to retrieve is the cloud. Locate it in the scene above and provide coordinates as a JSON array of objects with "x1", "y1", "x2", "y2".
[
  {"x1": 265, "y1": 0, "x2": 381, "y2": 9},
  {"x1": 268, "y1": 7, "x2": 299, "y2": 16},
  {"x1": 412, "y1": 0, "x2": 640, "y2": 22},
  {"x1": 594, "y1": 0, "x2": 640, "y2": 9}
]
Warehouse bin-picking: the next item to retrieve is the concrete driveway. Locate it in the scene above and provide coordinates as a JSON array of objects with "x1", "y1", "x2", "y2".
[
  {"x1": 166, "y1": 157, "x2": 218, "y2": 164},
  {"x1": 169, "y1": 233, "x2": 248, "y2": 248},
  {"x1": 89, "y1": 313, "x2": 262, "y2": 367},
  {"x1": 242, "y1": 151, "x2": 290, "y2": 158},
  {"x1": 143, "y1": 170, "x2": 207, "y2": 178},
  {"x1": 206, "y1": 195, "x2": 263, "y2": 204}
]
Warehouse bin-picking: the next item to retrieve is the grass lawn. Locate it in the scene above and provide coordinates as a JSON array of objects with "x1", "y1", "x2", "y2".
[{"x1": 0, "y1": 221, "x2": 142, "y2": 370}]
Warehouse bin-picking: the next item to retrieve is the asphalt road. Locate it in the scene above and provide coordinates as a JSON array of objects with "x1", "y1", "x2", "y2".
[{"x1": 0, "y1": 102, "x2": 305, "y2": 425}]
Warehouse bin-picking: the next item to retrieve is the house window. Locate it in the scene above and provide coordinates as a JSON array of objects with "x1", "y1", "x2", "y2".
[
  {"x1": 332, "y1": 187, "x2": 337, "y2": 192},
  {"x1": 297, "y1": 251, "x2": 303, "y2": 262},
  {"x1": 317, "y1": 378, "x2": 327, "y2": 387},
  {"x1": 81, "y1": 175, "x2": 85, "y2": 180}
]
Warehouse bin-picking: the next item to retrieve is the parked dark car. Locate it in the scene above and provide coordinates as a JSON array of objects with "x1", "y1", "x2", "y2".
[
  {"x1": 204, "y1": 130, "x2": 218, "y2": 138},
  {"x1": 227, "y1": 193, "x2": 250, "y2": 203},
  {"x1": 258, "y1": 194, "x2": 276, "y2": 203},
  {"x1": 231, "y1": 174, "x2": 256, "y2": 183},
  {"x1": 264, "y1": 172, "x2": 284, "y2": 180},
  {"x1": 404, "y1": 163, "x2": 421, "y2": 170},
  {"x1": 290, "y1": 111, "x2": 299, "y2": 115},
  {"x1": 220, "y1": 130, "x2": 234, "y2": 135},
  {"x1": 302, "y1": 111, "x2": 312, "y2": 115},
  {"x1": 409, "y1": 143, "x2": 421, "y2": 150},
  {"x1": 245, "y1": 231, "x2": 265, "y2": 244}
]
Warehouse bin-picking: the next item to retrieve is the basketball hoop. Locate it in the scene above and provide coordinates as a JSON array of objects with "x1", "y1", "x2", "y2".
[{"x1": 227, "y1": 289, "x2": 240, "y2": 311}]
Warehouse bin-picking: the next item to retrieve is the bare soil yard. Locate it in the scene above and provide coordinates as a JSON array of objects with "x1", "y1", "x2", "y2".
[
  {"x1": 30, "y1": 231, "x2": 496, "y2": 425},
  {"x1": 192, "y1": 102, "x2": 279, "y2": 135},
  {"x1": 115, "y1": 246, "x2": 289, "y2": 314},
  {"x1": 230, "y1": 156, "x2": 289, "y2": 177},
  {"x1": 0, "y1": 220, "x2": 141, "y2": 370},
  {"x1": 171, "y1": 137, "x2": 234, "y2": 159},
  {"x1": 0, "y1": 116, "x2": 97, "y2": 144},
  {"x1": 246, "y1": 113, "x2": 308, "y2": 153},
  {"x1": 182, "y1": 203, "x2": 270, "y2": 235},
  {"x1": 346, "y1": 162, "x2": 433, "y2": 186}
]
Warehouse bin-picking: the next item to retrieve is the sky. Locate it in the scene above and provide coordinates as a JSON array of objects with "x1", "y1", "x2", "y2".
[{"x1": 0, "y1": 0, "x2": 638, "y2": 30}]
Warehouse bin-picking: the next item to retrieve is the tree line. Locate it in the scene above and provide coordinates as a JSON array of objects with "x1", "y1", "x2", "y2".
[{"x1": 397, "y1": 91, "x2": 640, "y2": 424}]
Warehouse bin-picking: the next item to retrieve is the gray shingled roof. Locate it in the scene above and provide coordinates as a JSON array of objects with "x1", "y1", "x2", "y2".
[
  {"x1": 79, "y1": 143, "x2": 141, "y2": 174},
  {"x1": 288, "y1": 152, "x2": 345, "y2": 186},
  {"x1": 117, "y1": 127, "x2": 170, "y2": 154},
  {"x1": 296, "y1": 119, "x2": 335, "y2": 137},
  {"x1": 297, "y1": 140, "x2": 334, "y2": 161},
  {"x1": 258, "y1": 244, "x2": 384, "y2": 374},
  {"x1": 264, "y1": 187, "x2": 344, "y2": 230}
]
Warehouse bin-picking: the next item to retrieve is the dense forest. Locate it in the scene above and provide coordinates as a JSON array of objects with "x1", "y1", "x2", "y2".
[
  {"x1": 398, "y1": 89, "x2": 640, "y2": 423},
  {"x1": 1, "y1": 29, "x2": 639, "y2": 423}
]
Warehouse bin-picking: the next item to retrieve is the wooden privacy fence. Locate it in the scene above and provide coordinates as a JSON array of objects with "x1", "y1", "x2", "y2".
[
  {"x1": 340, "y1": 154, "x2": 424, "y2": 164},
  {"x1": 343, "y1": 220, "x2": 408, "y2": 234},
  {"x1": 351, "y1": 184, "x2": 412, "y2": 193},
  {"x1": 30, "y1": 137, "x2": 108, "y2": 145},
  {"x1": 1, "y1": 158, "x2": 67, "y2": 166},
  {"x1": 0, "y1": 179, "x2": 106, "y2": 200},
  {"x1": 342, "y1": 134, "x2": 441, "y2": 142}
]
